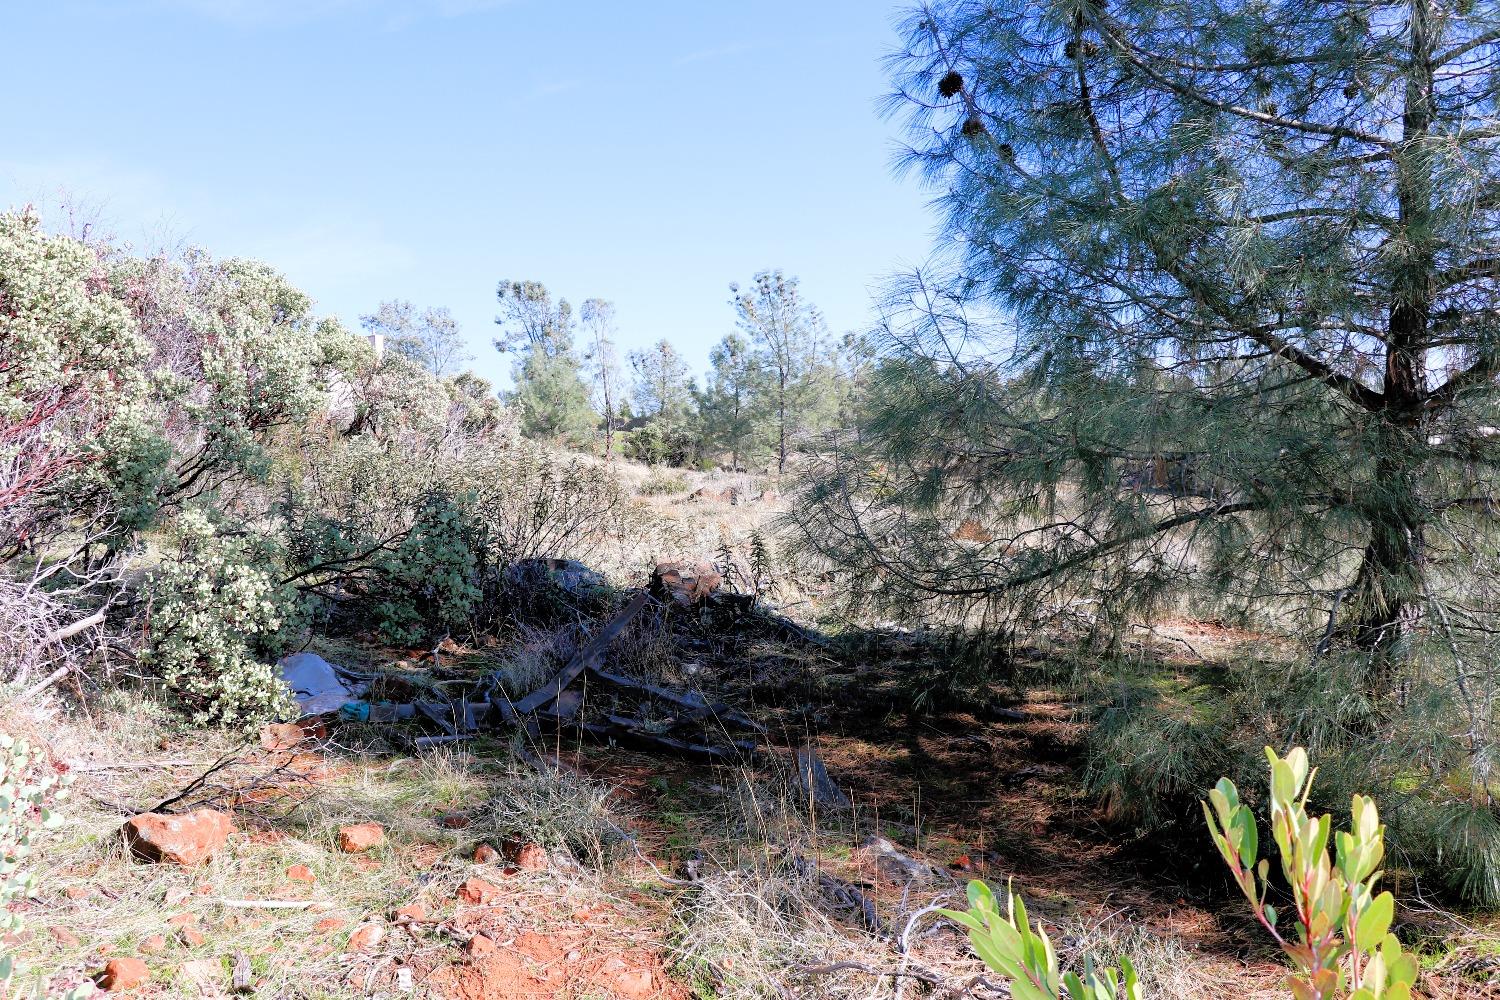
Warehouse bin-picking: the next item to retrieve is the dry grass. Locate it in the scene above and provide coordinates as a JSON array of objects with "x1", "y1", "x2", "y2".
[{"x1": 11, "y1": 690, "x2": 668, "y2": 998}]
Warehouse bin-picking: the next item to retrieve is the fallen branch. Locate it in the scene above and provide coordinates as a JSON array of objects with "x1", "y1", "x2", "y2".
[{"x1": 797, "y1": 961, "x2": 947, "y2": 986}]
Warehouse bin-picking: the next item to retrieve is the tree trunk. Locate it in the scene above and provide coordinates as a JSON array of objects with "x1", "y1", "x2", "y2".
[
  {"x1": 777, "y1": 370, "x2": 788, "y2": 475},
  {"x1": 1348, "y1": 446, "x2": 1425, "y2": 655},
  {"x1": 1343, "y1": 0, "x2": 1436, "y2": 661}
]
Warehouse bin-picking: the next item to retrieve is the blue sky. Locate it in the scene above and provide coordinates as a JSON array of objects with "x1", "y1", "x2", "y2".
[{"x1": 2, "y1": 0, "x2": 939, "y2": 389}]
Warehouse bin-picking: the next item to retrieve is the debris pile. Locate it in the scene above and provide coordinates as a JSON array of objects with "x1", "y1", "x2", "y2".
[{"x1": 275, "y1": 559, "x2": 816, "y2": 763}]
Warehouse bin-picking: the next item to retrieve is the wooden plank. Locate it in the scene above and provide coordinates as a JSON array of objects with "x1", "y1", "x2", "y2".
[{"x1": 511, "y1": 591, "x2": 650, "y2": 715}]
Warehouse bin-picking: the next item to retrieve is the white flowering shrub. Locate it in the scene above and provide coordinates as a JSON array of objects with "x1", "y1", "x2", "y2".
[
  {"x1": 0, "y1": 733, "x2": 93, "y2": 996},
  {"x1": 142, "y1": 510, "x2": 298, "y2": 727}
]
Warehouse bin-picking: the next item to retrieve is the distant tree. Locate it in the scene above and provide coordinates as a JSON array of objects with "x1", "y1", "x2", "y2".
[
  {"x1": 510, "y1": 351, "x2": 597, "y2": 444},
  {"x1": 494, "y1": 280, "x2": 574, "y2": 355},
  {"x1": 697, "y1": 332, "x2": 761, "y2": 470},
  {"x1": 580, "y1": 299, "x2": 624, "y2": 459},
  {"x1": 443, "y1": 371, "x2": 509, "y2": 447},
  {"x1": 629, "y1": 339, "x2": 695, "y2": 426},
  {"x1": 627, "y1": 340, "x2": 697, "y2": 466},
  {"x1": 360, "y1": 300, "x2": 470, "y2": 377},
  {"x1": 494, "y1": 280, "x2": 596, "y2": 445},
  {"x1": 831, "y1": 330, "x2": 876, "y2": 431},
  {"x1": 730, "y1": 270, "x2": 828, "y2": 474}
]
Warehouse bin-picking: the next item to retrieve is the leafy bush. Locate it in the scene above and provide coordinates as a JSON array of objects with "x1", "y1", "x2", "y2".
[
  {"x1": 1206, "y1": 747, "x2": 1417, "y2": 1000},
  {"x1": 276, "y1": 440, "x2": 481, "y2": 643},
  {"x1": 279, "y1": 441, "x2": 621, "y2": 639},
  {"x1": 950, "y1": 747, "x2": 1418, "y2": 1000},
  {"x1": 141, "y1": 510, "x2": 298, "y2": 727},
  {"x1": 622, "y1": 421, "x2": 697, "y2": 467},
  {"x1": 368, "y1": 493, "x2": 481, "y2": 644},
  {"x1": 0, "y1": 210, "x2": 146, "y2": 550}
]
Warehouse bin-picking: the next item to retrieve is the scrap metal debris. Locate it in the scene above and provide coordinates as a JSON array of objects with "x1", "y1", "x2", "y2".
[{"x1": 301, "y1": 563, "x2": 806, "y2": 762}]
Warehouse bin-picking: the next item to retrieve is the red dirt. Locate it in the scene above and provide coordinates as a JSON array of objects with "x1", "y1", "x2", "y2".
[{"x1": 423, "y1": 928, "x2": 686, "y2": 1000}]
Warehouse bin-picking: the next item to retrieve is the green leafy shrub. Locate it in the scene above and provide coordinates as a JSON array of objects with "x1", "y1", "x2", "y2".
[
  {"x1": 276, "y1": 441, "x2": 480, "y2": 643},
  {"x1": 141, "y1": 510, "x2": 299, "y2": 727},
  {"x1": 942, "y1": 880, "x2": 1140, "y2": 1000},
  {"x1": 622, "y1": 421, "x2": 696, "y2": 467},
  {"x1": 950, "y1": 747, "x2": 1418, "y2": 1000},
  {"x1": 1205, "y1": 747, "x2": 1417, "y2": 1000},
  {"x1": 368, "y1": 493, "x2": 481, "y2": 644},
  {"x1": 277, "y1": 442, "x2": 621, "y2": 640},
  {"x1": 459, "y1": 445, "x2": 625, "y2": 572}
]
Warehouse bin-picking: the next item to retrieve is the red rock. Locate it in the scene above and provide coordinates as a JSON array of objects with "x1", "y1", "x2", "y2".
[
  {"x1": 139, "y1": 935, "x2": 167, "y2": 954},
  {"x1": 338, "y1": 823, "x2": 384, "y2": 853},
  {"x1": 165, "y1": 913, "x2": 197, "y2": 927},
  {"x1": 472, "y1": 843, "x2": 500, "y2": 864},
  {"x1": 407, "y1": 843, "x2": 444, "y2": 870},
  {"x1": 513, "y1": 843, "x2": 548, "y2": 872},
  {"x1": 345, "y1": 922, "x2": 384, "y2": 953},
  {"x1": 122, "y1": 810, "x2": 234, "y2": 866},
  {"x1": 178, "y1": 927, "x2": 205, "y2": 947},
  {"x1": 286, "y1": 864, "x2": 315, "y2": 883},
  {"x1": 313, "y1": 918, "x2": 346, "y2": 934},
  {"x1": 953, "y1": 517, "x2": 994, "y2": 543},
  {"x1": 392, "y1": 903, "x2": 425, "y2": 923},
  {"x1": 64, "y1": 886, "x2": 90, "y2": 900},
  {"x1": 177, "y1": 959, "x2": 222, "y2": 989},
  {"x1": 463, "y1": 934, "x2": 495, "y2": 957},
  {"x1": 99, "y1": 957, "x2": 150, "y2": 991},
  {"x1": 615, "y1": 968, "x2": 656, "y2": 999},
  {"x1": 193, "y1": 883, "x2": 214, "y2": 895},
  {"x1": 455, "y1": 878, "x2": 500, "y2": 905},
  {"x1": 437, "y1": 813, "x2": 470, "y2": 830},
  {"x1": 49, "y1": 926, "x2": 80, "y2": 948},
  {"x1": 650, "y1": 560, "x2": 723, "y2": 606},
  {"x1": 259, "y1": 722, "x2": 306, "y2": 752}
]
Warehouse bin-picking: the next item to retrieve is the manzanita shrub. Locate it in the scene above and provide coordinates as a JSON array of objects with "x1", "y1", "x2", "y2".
[
  {"x1": 947, "y1": 747, "x2": 1417, "y2": 1000},
  {"x1": 0, "y1": 734, "x2": 94, "y2": 997},
  {"x1": 141, "y1": 509, "x2": 299, "y2": 728}
]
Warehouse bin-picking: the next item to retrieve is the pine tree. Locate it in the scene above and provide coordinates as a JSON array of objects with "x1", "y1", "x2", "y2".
[
  {"x1": 731, "y1": 270, "x2": 829, "y2": 474},
  {"x1": 494, "y1": 280, "x2": 597, "y2": 445},
  {"x1": 629, "y1": 339, "x2": 695, "y2": 427},
  {"x1": 804, "y1": 0, "x2": 1500, "y2": 658},
  {"x1": 627, "y1": 339, "x2": 697, "y2": 466},
  {"x1": 698, "y1": 332, "x2": 762, "y2": 470},
  {"x1": 793, "y1": 0, "x2": 1500, "y2": 904},
  {"x1": 580, "y1": 298, "x2": 623, "y2": 458}
]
